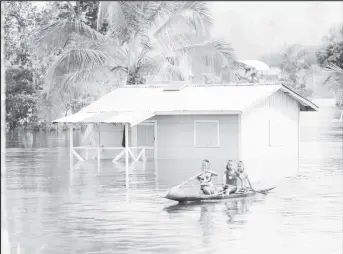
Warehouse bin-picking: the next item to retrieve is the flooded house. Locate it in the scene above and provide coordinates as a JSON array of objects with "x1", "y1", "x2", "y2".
[
  {"x1": 237, "y1": 60, "x2": 270, "y2": 82},
  {"x1": 53, "y1": 83, "x2": 318, "y2": 184}
]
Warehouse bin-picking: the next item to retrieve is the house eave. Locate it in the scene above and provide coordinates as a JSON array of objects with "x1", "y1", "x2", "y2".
[
  {"x1": 155, "y1": 110, "x2": 242, "y2": 115},
  {"x1": 280, "y1": 85, "x2": 319, "y2": 111}
]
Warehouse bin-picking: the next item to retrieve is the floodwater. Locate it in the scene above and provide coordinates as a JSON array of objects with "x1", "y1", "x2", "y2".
[{"x1": 3, "y1": 99, "x2": 343, "y2": 254}]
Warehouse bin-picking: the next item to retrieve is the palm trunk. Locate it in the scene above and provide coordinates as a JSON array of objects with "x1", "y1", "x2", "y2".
[{"x1": 75, "y1": 1, "x2": 81, "y2": 16}]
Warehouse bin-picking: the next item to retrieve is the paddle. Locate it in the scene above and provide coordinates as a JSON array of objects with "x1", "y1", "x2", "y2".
[
  {"x1": 156, "y1": 173, "x2": 202, "y2": 198},
  {"x1": 246, "y1": 177, "x2": 267, "y2": 195},
  {"x1": 170, "y1": 172, "x2": 203, "y2": 190}
]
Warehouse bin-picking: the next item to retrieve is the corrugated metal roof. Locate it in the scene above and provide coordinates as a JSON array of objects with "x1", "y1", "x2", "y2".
[
  {"x1": 238, "y1": 60, "x2": 270, "y2": 71},
  {"x1": 79, "y1": 84, "x2": 281, "y2": 113},
  {"x1": 53, "y1": 111, "x2": 154, "y2": 126},
  {"x1": 52, "y1": 83, "x2": 318, "y2": 124}
]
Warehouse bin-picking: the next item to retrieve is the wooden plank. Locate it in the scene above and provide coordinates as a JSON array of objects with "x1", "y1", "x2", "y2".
[
  {"x1": 135, "y1": 149, "x2": 144, "y2": 161},
  {"x1": 142, "y1": 148, "x2": 146, "y2": 161},
  {"x1": 69, "y1": 126, "x2": 73, "y2": 169},
  {"x1": 238, "y1": 113, "x2": 242, "y2": 160},
  {"x1": 72, "y1": 150, "x2": 85, "y2": 162},
  {"x1": 74, "y1": 146, "x2": 124, "y2": 150},
  {"x1": 112, "y1": 149, "x2": 125, "y2": 163},
  {"x1": 97, "y1": 148, "x2": 100, "y2": 173},
  {"x1": 125, "y1": 123, "x2": 129, "y2": 188},
  {"x1": 128, "y1": 148, "x2": 137, "y2": 161}
]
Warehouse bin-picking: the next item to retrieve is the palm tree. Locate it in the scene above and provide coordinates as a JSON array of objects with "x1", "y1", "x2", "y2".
[{"x1": 34, "y1": 1, "x2": 239, "y2": 114}]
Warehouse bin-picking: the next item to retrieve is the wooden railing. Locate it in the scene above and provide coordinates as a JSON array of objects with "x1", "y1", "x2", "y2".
[{"x1": 71, "y1": 146, "x2": 154, "y2": 163}]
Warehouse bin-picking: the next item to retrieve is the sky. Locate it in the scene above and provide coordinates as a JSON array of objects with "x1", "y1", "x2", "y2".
[{"x1": 209, "y1": 1, "x2": 343, "y2": 59}]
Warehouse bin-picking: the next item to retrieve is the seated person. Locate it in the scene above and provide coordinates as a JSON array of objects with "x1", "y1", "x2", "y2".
[
  {"x1": 197, "y1": 159, "x2": 220, "y2": 195},
  {"x1": 223, "y1": 160, "x2": 239, "y2": 194},
  {"x1": 237, "y1": 160, "x2": 251, "y2": 193}
]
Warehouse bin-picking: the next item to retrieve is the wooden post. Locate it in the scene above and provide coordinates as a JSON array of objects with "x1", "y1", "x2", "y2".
[
  {"x1": 85, "y1": 148, "x2": 89, "y2": 160},
  {"x1": 297, "y1": 109, "x2": 300, "y2": 173},
  {"x1": 142, "y1": 148, "x2": 146, "y2": 161},
  {"x1": 154, "y1": 158, "x2": 159, "y2": 191},
  {"x1": 97, "y1": 124, "x2": 101, "y2": 173},
  {"x1": 154, "y1": 121, "x2": 157, "y2": 159},
  {"x1": 125, "y1": 123, "x2": 129, "y2": 188},
  {"x1": 238, "y1": 114, "x2": 242, "y2": 160},
  {"x1": 70, "y1": 125, "x2": 73, "y2": 169},
  {"x1": 97, "y1": 148, "x2": 100, "y2": 174}
]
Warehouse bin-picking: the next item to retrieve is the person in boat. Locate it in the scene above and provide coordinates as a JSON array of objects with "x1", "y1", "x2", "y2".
[
  {"x1": 237, "y1": 160, "x2": 251, "y2": 192},
  {"x1": 197, "y1": 159, "x2": 220, "y2": 195},
  {"x1": 222, "y1": 160, "x2": 240, "y2": 194}
]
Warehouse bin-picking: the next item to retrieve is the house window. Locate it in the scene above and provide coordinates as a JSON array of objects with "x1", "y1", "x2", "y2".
[
  {"x1": 269, "y1": 120, "x2": 284, "y2": 146},
  {"x1": 194, "y1": 120, "x2": 220, "y2": 148}
]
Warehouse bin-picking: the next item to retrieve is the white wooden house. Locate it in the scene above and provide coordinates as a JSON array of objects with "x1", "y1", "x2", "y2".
[{"x1": 53, "y1": 83, "x2": 318, "y2": 186}]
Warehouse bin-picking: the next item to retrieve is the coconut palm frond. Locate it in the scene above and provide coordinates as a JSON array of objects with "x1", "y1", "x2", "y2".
[
  {"x1": 136, "y1": 55, "x2": 164, "y2": 77},
  {"x1": 323, "y1": 63, "x2": 343, "y2": 74},
  {"x1": 44, "y1": 47, "x2": 117, "y2": 92},
  {"x1": 97, "y1": 1, "x2": 128, "y2": 38},
  {"x1": 174, "y1": 39, "x2": 238, "y2": 78},
  {"x1": 35, "y1": 19, "x2": 105, "y2": 51},
  {"x1": 158, "y1": 58, "x2": 188, "y2": 81},
  {"x1": 73, "y1": 38, "x2": 127, "y2": 62},
  {"x1": 153, "y1": 1, "x2": 213, "y2": 39},
  {"x1": 45, "y1": 65, "x2": 123, "y2": 100},
  {"x1": 110, "y1": 66, "x2": 129, "y2": 73},
  {"x1": 322, "y1": 63, "x2": 343, "y2": 85},
  {"x1": 100, "y1": 1, "x2": 150, "y2": 39},
  {"x1": 143, "y1": 2, "x2": 174, "y2": 24},
  {"x1": 136, "y1": 54, "x2": 185, "y2": 81}
]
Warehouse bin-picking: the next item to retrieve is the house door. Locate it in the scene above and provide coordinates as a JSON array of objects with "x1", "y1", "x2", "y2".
[{"x1": 137, "y1": 122, "x2": 156, "y2": 159}]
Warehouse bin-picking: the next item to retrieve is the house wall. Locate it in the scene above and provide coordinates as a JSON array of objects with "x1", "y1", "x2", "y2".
[
  {"x1": 150, "y1": 114, "x2": 239, "y2": 161},
  {"x1": 241, "y1": 90, "x2": 300, "y2": 183}
]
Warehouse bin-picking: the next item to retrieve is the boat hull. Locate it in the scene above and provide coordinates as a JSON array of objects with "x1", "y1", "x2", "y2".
[{"x1": 164, "y1": 187, "x2": 275, "y2": 203}]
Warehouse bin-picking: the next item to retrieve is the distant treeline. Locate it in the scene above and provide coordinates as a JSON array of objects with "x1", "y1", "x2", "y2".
[{"x1": 258, "y1": 25, "x2": 343, "y2": 106}]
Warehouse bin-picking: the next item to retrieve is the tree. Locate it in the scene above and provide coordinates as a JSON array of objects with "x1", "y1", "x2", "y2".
[
  {"x1": 280, "y1": 44, "x2": 313, "y2": 97},
  {"x1": 317, "y1": 23, "x2": 343, "y2": 70},
  {"x1": 3, "y1": 1, "x2": 48, "y2": 129},
  {"x1": 34, "y1": 1, "x2": 240, "y2": 116},
  {"x1": 316, "y1": 23, "x2": 343, "y2": 106}
]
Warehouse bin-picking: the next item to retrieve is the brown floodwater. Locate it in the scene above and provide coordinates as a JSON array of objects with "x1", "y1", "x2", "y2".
[{"x1": 3, "y1": 99, "x2": 343, "y2": 254}]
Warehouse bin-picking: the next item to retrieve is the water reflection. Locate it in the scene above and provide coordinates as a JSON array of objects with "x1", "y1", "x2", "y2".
[{"x1": 224, "y1": 198, "x2": 254, "y2": 224}]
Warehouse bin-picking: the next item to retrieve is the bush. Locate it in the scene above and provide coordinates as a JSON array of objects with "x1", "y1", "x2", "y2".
[{"x1": 6, "y1": 93, "x2": 39, "y2": 129}]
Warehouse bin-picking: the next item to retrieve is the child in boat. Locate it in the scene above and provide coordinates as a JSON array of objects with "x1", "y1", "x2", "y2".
[
  {"x1": 197, "y1": 159, "x2": 219, "y2": 195},
  {"x1": 237, "y1": 161, "x2": 250, "y2": 192},
  {"x1": 223, "y1": 160, "x2": 240, "y2": 194}
]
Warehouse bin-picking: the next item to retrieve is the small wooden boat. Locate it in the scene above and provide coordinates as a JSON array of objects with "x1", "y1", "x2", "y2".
[{"x1": 163, "y1": 187, "x2": 276, "y2": 203}]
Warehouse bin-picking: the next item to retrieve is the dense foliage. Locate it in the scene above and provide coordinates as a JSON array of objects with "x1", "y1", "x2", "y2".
[
  {"x1": 4, "y1": 2, "x2": 44, "y2": 129},
  {"x1": 279, "y1": 44, "x2": 314, "y2": 97},
  {"x1": 259, "y1": 47, "x2": 317, "y2": 68},
  {"x1": 316, "y1": 23, "x2": 343, "y2": 106},
  {"x1": 3, "y1": 1, "x2": 107, "y2": 129},
  {"x1": 317, "y1": 23, "x2": 343, "y2": 70}
]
